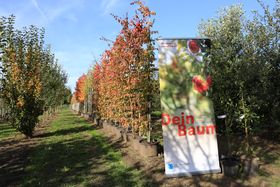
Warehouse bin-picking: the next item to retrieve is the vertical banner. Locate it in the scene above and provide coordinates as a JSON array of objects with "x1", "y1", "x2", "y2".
[{"x1": 158, "y1": 38, "x2": 221, "y2": 177}]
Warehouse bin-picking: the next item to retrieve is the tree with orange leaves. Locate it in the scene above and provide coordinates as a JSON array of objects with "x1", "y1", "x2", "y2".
[
  {"x1": 74, "y1": 74, "x2": 87, "y2": 103},
  {"x1": 89, "y1": 0, "x2": 157, "y2": 140}
]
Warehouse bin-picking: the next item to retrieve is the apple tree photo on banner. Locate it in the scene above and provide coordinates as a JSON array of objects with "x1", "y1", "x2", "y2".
[{"x1": 158, "y1": 38, "x2": 221, "y2": 177}]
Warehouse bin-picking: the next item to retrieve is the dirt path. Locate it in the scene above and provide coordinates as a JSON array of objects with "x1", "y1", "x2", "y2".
[
  {"x1": 100, "y1": 129, "x2": 247, "y2": 187},
  {"x1": 100, "y1": 127, "x2": 280, "y2": 187}
]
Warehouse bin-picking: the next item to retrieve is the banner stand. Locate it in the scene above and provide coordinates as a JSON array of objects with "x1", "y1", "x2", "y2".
[{"x1": 158, "y1": 38, "x2": 221, "y2": 177}]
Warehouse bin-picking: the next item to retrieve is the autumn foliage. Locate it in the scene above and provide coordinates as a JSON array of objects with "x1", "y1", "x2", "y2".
[
  {"x1": 73, "y1": 1, "x2": 157, "y2": 136},
  {"x1": 97, "y1": 1, "x2": 156, "y2": 135},
  {"x1": 74, "y1": 74, "x2": 87, "y2": 103}
]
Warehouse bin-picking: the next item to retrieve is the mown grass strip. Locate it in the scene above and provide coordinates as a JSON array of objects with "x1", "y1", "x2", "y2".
[
  {"x1": 0, "y1": 122, "x2": 17, "y2": 141},
  {"x1": 23, "y1": 108, "x2": 147, "y2": 187}
]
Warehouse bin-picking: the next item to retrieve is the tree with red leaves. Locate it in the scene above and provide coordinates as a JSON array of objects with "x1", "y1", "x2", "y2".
[{"x1": 88, "y1": 0, "x2": 157, "y2": 139}]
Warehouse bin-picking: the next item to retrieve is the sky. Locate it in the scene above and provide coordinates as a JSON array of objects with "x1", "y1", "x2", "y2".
[{"x1": 0, "y1": 0, "x2": 277, "y2": 91}]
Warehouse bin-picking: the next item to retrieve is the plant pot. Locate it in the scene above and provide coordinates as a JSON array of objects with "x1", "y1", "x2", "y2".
[
  {"x1": 93, "y1": 118, "x2": 99, "y2": 126},
  {"x1": 131, "y1": 136, "x2": 142, "y2": 151},
  {"x1": 83, "y1": 113, "x2": 90, "y2": 120},
  {"x1": 103, "y1": 121, "x2": 112, "y2": 132},
  {"x1": 126, "y1": 133, "x2": 135, "y2": 147},
  {"x1": 240, "y1": 156, "x2": 259, "y2": 176},
  {"x1": 113, "y1": 126, "x2": 122, "y2": 139},
  {"x1": 221, "y1": 157, "x2": 240, "y2": 177},
  {"x1": 128, "y1": 135, "x2": 158, "y2": 158},
  {"x1": 138, "y1": 140, "x2": 158, "y2": 157}
]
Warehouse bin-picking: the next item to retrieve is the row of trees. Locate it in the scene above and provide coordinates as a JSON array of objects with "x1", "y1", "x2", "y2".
[
  {"x1": 72, "y1": 0, "x2": 279, "y2": 142},
  {"x1": 0, "y1": 15, "x2": 71, "y2": 137},
  {"x1": 72, "y1": 1, "x2": 159, "y2": 140},
  {"x1": 199, "y1": 1, "x2": 280, "y2": 139}
]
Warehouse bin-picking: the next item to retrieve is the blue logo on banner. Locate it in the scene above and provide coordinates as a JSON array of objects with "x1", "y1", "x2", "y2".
[{"x1": 167, "y1": 163, "x2": 174, "y2": 170}]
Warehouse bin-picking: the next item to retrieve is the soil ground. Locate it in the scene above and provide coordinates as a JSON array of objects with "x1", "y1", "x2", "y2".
[{"x1": 101, "y1": 129, "x2": 278, "y2": 187}]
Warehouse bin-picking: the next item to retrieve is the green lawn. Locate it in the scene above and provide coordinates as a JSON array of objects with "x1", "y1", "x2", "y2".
[
  {"x1": 23, "y1": 108, "x2": 147, "y2": 187},
  {"x1": 0, "y1": 122, "x2": 17, "y2": 141}
]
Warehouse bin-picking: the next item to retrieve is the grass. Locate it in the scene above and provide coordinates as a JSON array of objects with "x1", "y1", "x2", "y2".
[
  {"x1": 22, "y1": 108, "x2": 147, "y2": 187},
  {"x1": 2, "y1": 107, "x2": 280, "y2": 186},
  {"x1": 0, "y1": 122, "x2": 17, "y2": 140},
  {"x1": 257, "y1": 150, "x2": 280, "y2": 186}
]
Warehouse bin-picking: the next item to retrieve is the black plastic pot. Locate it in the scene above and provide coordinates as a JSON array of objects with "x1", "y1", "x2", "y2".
[{"x1": 221, "y1": 157, "x2": 240, "y2": 177}]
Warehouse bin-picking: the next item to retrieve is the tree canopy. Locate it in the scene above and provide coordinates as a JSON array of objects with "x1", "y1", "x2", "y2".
[
  {"x1": 0, "y1": 15, "x2": 70, "y2": 137},
  {"x1": 198, "y1": 1, "x2": 280, "y2": 138}
]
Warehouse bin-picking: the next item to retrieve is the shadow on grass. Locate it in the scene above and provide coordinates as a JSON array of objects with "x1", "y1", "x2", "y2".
[
  {"x1": 0, "y1": 109, "x2": 148, "y2": 187},
  {"x1": 0, "y1": 122, "x2": 17, "y2": 140},
  {"x1": 23, "y1": 110, "x2": 147, "y2": 187},
  {"x1": 23, "y1": 133, "x2": 146, "y2": 186},
  {"x1": 0, "y1": 139, "x2": 32, "y2": 187},
  {"x1": 35, "y1": 125, "x2": 100, "y2": 138}
]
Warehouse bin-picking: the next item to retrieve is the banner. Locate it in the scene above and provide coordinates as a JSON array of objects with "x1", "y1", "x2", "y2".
[{"x1": 158, "y1": 38, "x2": 221, "y2": 177}]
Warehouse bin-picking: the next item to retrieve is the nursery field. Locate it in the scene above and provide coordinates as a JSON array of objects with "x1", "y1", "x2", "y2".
[
  {"x1": 1, "y1": 0, "x2": 279, "y2": 186},
  {"x1": 0, "y1": 107, "x2": 280, "y2": 187},
  {"x1": 0, "y1": 108, "x2": 147, "y2": 187}
]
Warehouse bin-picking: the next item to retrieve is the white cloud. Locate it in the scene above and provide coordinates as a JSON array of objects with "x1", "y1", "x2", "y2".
[
  {"x1": 28, "y1": 0, "x2": 84, "y2": 25},
  {"x1": 31, "y1": 0, "x2": 48, "y2": 21},
  {"x1": 0, "y1": 0, "x2": 84, "y2": 28},
  {"x1": 101, "y1": 0, "x2": 120, "y2": 15}
]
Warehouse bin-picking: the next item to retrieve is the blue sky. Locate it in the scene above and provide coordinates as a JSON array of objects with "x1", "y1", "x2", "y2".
[{"x1": 0, "y1": 0, "x2": 276, "y2": 91}]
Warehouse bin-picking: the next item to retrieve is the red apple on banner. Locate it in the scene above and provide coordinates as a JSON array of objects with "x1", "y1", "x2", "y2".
[
  {"x1": 192, "y1": 75, "x2": 212, "y2": 94},
  {"x1": 188, "y1": 40, "x2": 200, "y2": 54}
]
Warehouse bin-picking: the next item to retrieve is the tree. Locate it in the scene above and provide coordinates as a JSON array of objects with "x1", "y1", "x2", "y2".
[
  {"x1": 243, "y1": 0, "x2": 280, "y2": 137},
  {"x1": 199, "y1": 5, "x2": 246, "y2": 134},
  {"x1": 74, "y1": 74, "x2": 86, "y2": 103},
  {"x1": 198, "y1": 0, "x2": 280, "y2": 141},
  {"x1": 40, "y1": 46, "x2": 68, "y2": 113},
  {"x1": 93, "y1": 0, "x2": 157, "y2": 139},
  {"x1": 0, "y1": 15, "x2": 69, "y2": 137},
  {"x1": 1, "y1": 22, "x2": 44, "y2": 137}
]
